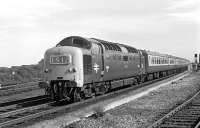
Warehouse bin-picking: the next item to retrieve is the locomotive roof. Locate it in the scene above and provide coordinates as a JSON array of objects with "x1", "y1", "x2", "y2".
[
  {"x1": 58, "y1": 36, "x2": 139, "y2": 53},
  {"x1": 90, "y1": 38, "x2": 122, "y2": 51},
  {"x1": 90, "y1": 38, "x2": 138, "y2": 53}
]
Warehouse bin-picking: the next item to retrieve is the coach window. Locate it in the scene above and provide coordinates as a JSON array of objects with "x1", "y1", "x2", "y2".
[
  {"x1": 129, "y1": 56, "x2": 131, "y2": 61},
  {"x1": 123, "y1": 56, "x2": 128, "y2": 61}
]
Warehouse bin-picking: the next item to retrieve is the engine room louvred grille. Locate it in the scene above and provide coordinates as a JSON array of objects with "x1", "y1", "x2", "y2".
[{"x1": 83, "y1": 55, "x2": 92, "y2": 74}]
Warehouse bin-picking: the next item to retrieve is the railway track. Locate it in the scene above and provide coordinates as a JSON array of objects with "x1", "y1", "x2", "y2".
[
  {"x1": 0, "y1": 72, "x2": 187, "y2": 128},
  {"x1": 0, "y1": 95, "x2": 48, "y2": 107},
  {"x1": 0, "y1": 82, "x2": 40, "y2": 97},
  {"x1": 0, "y1": 95, "x2": 51, "y2": 128},
  {"x1": 148, "y1": 87, "x2": 200, "y2": 128},
  {"x1": 0, "y1": 81, "x2": 39, "y2": 90},
  {"x1": 0, "y1": 95, "x2": 50, "y2": 117}
]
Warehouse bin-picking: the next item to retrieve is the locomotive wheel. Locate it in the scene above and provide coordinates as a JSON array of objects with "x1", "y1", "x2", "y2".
[
  {"x1": 73, "y1": 88, "x2": 83, "y2": 102},
  {"x1": 53, "y1": 83, "x2": 60, "y2": 101},
  {"x1": 45, "y1": 87, "x2": 50, "y2": 96}
]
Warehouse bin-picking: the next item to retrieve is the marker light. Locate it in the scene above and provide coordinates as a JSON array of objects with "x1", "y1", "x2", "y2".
[
  {"x1": 66, "y1": 67, "x2": 76, "y2": 73},
  {"x1": 44, "y1": 69, "x2": 49, "y2": 73}
]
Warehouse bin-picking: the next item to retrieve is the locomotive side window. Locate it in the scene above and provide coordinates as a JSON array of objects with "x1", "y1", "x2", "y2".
[{"x1": 83, "y1": 55, "x2": 92, "y2": 74}]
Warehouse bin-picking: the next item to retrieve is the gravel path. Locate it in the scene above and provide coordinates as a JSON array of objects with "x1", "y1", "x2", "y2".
[{"x1": 67, "y1": 72, "x2": 200, "y2": 128}]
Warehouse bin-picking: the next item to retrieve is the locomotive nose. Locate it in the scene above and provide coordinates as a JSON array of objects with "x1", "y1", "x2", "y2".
[{"x1": 44, "y1": 47, "x2": 83, "y2": 87}]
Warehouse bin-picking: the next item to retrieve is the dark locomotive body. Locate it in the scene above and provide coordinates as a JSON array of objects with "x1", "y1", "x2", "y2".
[{"x1": 41, "y1": 36, "x2": 189, "y2": 101}]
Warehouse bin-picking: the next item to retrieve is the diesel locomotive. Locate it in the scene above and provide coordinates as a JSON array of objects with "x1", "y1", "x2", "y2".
[{"x1": 41, "y1": 36, "x2": 190, "y2": 101}]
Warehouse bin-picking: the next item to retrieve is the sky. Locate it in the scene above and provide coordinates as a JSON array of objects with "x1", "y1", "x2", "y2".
[{"x1": 0, "y1": 0, "x2": 199, "y2": 67}]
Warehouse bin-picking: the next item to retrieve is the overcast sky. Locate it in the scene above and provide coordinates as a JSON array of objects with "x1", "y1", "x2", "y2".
[{"x1": 0, "y1": 0, "x2": 199, "y2": 67}]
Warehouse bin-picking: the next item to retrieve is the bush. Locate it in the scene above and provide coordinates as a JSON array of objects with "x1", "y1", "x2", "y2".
[{"x1": 0, "y1": 59, "x2": 44, "y2": 85}]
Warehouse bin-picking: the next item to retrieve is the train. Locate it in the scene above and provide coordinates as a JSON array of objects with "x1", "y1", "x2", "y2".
[{"x1": 40, "y1": 36, "x2": 190, "y2": 102}]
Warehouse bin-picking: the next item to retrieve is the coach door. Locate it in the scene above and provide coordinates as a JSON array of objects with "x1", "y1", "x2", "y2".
[
  {"x1": 139, "y1": 50, "x2": 145, "y2": 74},
  {"x1": 98, "y1": 43, "x2": 104, "y2": 81}
]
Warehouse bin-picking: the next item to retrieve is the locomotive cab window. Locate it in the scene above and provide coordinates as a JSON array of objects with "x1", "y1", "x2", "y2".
[
  {"x1": 73, "y1": 38, "x2": 91, "y2": 49},
  {"x1": 57, "y1": 37, "x2": 91, "y2": 49}
]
